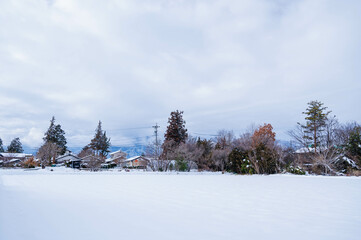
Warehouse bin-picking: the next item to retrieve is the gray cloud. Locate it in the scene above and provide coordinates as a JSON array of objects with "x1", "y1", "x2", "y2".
[{"x1": 0, "y1": 0, "x2": 360, "y2": 148}]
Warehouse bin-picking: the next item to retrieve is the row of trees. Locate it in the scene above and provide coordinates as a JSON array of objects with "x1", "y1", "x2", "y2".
[
  {"x1": 145, "y1": 102, "x2": 361, "y2": 175},
  {"x1": 0, "y1": 137, "x2": 24, "y2": 153},
  {"x1": 2, "y1": 101, "x2": 360, "y2": 175},
  {"x1": 0, "y1": 117, "x2": 111, "y2": 169},
  {"x1": 36, "y1": 118, "x2": 111, "y2": 168}
]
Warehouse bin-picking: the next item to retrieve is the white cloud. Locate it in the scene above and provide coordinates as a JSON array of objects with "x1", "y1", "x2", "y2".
[{"x1": 0, "y1": 0, "x2": 360, "y2": 149}]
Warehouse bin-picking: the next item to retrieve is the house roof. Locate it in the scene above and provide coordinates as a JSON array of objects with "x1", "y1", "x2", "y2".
[
  {"x1": 9, "y1": 158, "x2": 21, "y2": 163},
  {"x1": 110, "y1": 149, "x2": 126, "y2": 157},
  {"x1": 110, "y1": 149, "x2": 124, "y2": 155},
  {"x1": 124, "y1": 156, "x2": 150, "y2": 162},
  {"x1": 0, "y1": 153, "x2": 32, "y2": 158},
  {"x1": 56, "y1": 152, "x2": 82, "y2": 162}
]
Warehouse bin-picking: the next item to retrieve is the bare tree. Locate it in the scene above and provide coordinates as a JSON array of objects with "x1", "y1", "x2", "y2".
[
  {"x1": 159, "y1": 140, "x2": 175, "y2": 171},
  {"x1": 144, "y1": 140, "x2": 163, "y2": 171},
  {"x1": 173, "y1": 137, "x2": 203, "y2": 171},
  {"x1": 36, "y1": 142, "x2": 61, "y2": 168},
  {"x1": 211, "y1": 148, "x2": 232, "y2": 172},
  {"x1": 289, "y1": 115, "x2": 353, "y2": 175},
  {"x1": 78, "y1": 147, "x2": 104, "y2": 171},
  {"x1": 86, "y1": 154, "x2": 104, "y2": 171},
  {"x1": 210, "y1": 130, "x2": 235, "y2": 171}
]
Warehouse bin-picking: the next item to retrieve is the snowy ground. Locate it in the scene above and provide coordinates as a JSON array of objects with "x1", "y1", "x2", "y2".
[{"x1": 1, "y1": 168, "x2": 361, "y2": 240}]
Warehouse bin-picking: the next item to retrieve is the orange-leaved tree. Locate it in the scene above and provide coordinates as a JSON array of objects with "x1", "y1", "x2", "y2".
[{"x1": 251, "y1": 123, "x2": 276, "y2": 148}]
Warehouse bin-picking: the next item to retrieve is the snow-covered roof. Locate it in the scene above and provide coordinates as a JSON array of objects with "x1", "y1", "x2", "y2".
[
  {"x1": 295, "y1": 147, "x2": 328, "y2": 153},
  {"x1": 9, "y1": 158, "x2": 21, "y2": 163},
  {"x1": 124, "y1": 156, "x2": 149, "y2": 162},
  {"x1": 0, "y1": 153, "x2": 32, "y2": 158},
  {"x1": 110, "y1": 150, "x2": 124, "y2": 155},
  {"x1": 56, "y1": 153, "x2": 82, "y2": 162},
  {"x1": 295, "y1": 147, "x2": 310, "y2": 153}
]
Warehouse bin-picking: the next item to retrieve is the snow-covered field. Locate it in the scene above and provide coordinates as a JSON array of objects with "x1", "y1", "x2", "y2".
[{"x1": 1, "y1": 168, "x2": 360, "y2": 240}]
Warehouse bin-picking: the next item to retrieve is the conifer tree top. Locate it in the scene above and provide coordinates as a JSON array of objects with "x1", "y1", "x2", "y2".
[
  {"x1": 43, "y1": 116, "x2": 67, "y2": 155},
  {"x1": 298, "y1": 100, "x2": 331, "y2": 151},
  {"x1": 0, "y1": 137, "x2": 4, "y2": 152},
  {"x1": 89, "y1": 121, "x2": 111, "y2": 157},
  {"x1": 7, "y1": 137, "x2": 23, "y2": 153},
  {"x1": 164, "y1": 110, "x2": 188, "y2": 145}
]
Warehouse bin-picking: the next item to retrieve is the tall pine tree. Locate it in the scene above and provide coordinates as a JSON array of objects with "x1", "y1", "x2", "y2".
[
  {"x1": 164, "y1": 110, "x2": 188, "y2": 145},
  {"x1": 0, "y1": 137, "x2": 4, "y2": 152},
  {"x1": 162, "y1": 110, "x2": 188, "y2": 158},
  {"x1": 7, "y1": 137, "x2": 23, "y2": 153},
  {"x1": 298, "y1": 100, "x2": 331, "y2": 153},
  {"x1": 89, "y1": 121, "x2": 111, "y2": 157},
  {"x1": 43, "y1": 116, "x2": 67, "y2": 155}
]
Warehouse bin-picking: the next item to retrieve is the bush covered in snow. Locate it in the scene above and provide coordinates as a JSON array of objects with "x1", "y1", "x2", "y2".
[{"x1": 286, "y1": 166, "x2": 306, "y2": 175}]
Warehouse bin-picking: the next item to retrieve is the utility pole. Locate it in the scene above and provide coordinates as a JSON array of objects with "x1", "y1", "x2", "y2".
[
  {"x1": 152, "y1": 123, "x2": 160, "y2": 146},
  {"x1": 152, "y1": 123, "x2": 160, "y2": 159}
]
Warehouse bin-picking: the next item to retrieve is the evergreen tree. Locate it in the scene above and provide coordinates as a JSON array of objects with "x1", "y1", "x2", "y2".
[
  {"x1": 228, "y1": 147, "x2": 254, "y2": 174},
  {"x1": 298, "y1": 100, "x2": 331, "y2": 153},
  {"x1": 164, "y1": 110, "x2": 188, "y2": 145},
  {"x1": 162, "y1": 110, "x2": 188, "y2": 158},
  {"x1": 89, "y1": 121, "x2": 111, "y2": 157},
  {"x1": 0, "y1": 137, "x2": 4, "y2": 152},
  {"x1": 346, "y1": 126, "x2": 361, "y2": 163},
  {"x1": 43, "y1": 116, "x2": 67, "y2": 155},
  {"x1": 7, "y1": 137, "x2": 23, "y2": 153},
  {"x1": 249, "y1": 143, "x2": 278, "y2": 174}
]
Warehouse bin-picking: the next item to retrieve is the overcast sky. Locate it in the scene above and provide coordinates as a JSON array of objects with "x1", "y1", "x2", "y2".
[{"x1": 0, "y1": 0, "x2": 360, "y2": 149}]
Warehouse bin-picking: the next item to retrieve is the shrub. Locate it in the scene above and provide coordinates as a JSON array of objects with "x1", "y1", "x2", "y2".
[
  {"x1": 176, "y1": 157, "x2": 188, "y2": 172},
  {"x1": 169, "y1": 163, "x2": 174, "y2": 171},
  {"x1": 228, "y1": 148, "x2": 254, "y2": 174},
  {"x1": 287, "y1": 166, "x2": 306, "y2": 175},
  {"x1": 249, "y1": 143, "x2": 278, "y2": 174},
  {"x1": 22, "y1": 157, "x2": 37, "y2": 168}
]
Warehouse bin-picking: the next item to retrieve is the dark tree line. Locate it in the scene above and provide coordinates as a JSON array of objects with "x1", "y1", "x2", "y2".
[
  {"x1": 151, "y1": 105, "x2": 361, "y2": 175},
  {"x1": 2, "y1": 103, "x2": 360, "y2": 175}
]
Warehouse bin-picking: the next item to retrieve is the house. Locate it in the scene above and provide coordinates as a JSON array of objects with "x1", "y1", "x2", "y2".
[
  {"x1": 0, "y1": 152, "x2": 33, "y2": 167},
  {"x1": 103, "y1": 149, "x2": 127, "y2": 168},
  {"x1": 55, "y1": 151, "x2": 82, "y2": 168},
  {"x1": 122, "y1": 156, "x2": 150, "y2": 169},
  {"x1": 0, "y1": 152, "x2": 33, "y2": 161},
  {"x1": 109, "y1": 150, "x2": 127, "y2": 164}
]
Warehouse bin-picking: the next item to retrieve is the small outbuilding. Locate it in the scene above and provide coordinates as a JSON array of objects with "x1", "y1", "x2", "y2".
[{"x1": 56, "y1": 151, "x2": 82, "y2": 168}]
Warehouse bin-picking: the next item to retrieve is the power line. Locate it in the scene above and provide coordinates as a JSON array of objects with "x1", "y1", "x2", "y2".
[{"x1": 192, "y1": 132, "x2": 219, "y2": 137}]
